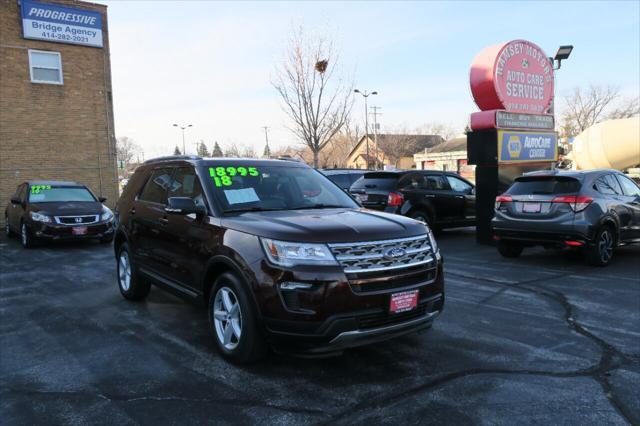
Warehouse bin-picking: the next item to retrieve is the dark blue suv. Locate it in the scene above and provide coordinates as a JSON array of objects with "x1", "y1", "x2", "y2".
[{"x1": 492, "y1": 169, "x2": 640, "y2": 266}]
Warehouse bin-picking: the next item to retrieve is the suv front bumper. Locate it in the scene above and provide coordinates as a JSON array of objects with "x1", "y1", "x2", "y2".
[{"x1": 261, "y1": 261, "x2": 445, "y2": 355}]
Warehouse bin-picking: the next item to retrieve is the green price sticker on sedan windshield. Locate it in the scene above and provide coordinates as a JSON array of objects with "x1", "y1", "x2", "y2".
[
  {"x1": 209, "y1": 166, "x2": 259, "y2": 187},
  {"x1": 30, "y1": 185, "x2": 51, "y2": 194}
]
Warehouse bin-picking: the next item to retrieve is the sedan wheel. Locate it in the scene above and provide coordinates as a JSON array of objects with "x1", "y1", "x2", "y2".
[
  {"x1": 586, "y1": 226, "x2": 615, "y2": 266},
  {"x1": 213, "y1": 287, "x2": 243, "y2": 351}
]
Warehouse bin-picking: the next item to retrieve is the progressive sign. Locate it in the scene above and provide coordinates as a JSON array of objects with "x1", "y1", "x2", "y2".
[
  {"x1": 497, "y1": 130, "x2": 557, "y2": 163},
  {"x1": 21, "y1": 0, "x2": 103, "y2": 48}
]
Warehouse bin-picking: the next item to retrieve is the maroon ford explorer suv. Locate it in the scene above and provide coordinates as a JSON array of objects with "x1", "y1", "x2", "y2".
[{"x1": 114, "y1": 156, "x2": 444, "y2": 363}]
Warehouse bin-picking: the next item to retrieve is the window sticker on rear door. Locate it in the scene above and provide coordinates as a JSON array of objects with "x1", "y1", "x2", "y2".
[
  {"x1": 30, "y1": 185, "x2": 51, "y2": 194},
  {"x1": 223, "y1": 188, "x2": 260, "y2": 205}
]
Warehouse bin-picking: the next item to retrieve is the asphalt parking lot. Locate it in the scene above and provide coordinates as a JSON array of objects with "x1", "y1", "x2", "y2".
[{"x1": 1, "y1": 229, "x2": 639, "y2": 425}]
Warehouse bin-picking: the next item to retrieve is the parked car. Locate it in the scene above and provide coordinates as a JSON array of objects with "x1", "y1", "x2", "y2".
[
  {"x1": 321, "y1": 168, "x2": 370, "y2": 191},
  {"x1": 492, "y1": 169, "x2": 640, "y2": 266},
  {"x1": 349, "y1": 170, "x2": 476, "y2": 230},
  {"x1": 4, "y1": 181, "x2": 115, "y2": 248},
  {"x1": 114, "y1": 155, "x2": 444, "y2": 363}
]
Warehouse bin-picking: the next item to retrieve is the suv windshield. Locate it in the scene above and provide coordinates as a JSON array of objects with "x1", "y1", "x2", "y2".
[
  {"x1": 204, "y1": 164, "x2": 358, "y2": 213},
  {"x1": 507, "y1": 176, "x2": 581, "y2": 195},
  {"x1": 28, "y1": 186, "x2": 96, "y2": 203}
]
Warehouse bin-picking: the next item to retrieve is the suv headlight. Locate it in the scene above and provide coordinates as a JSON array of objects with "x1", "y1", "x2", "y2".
[
  {"x1": 30, "y1": 211, "x2": 52, "y2": 223},
  {"x1": 260, "y1": 238, "x2": 337, "y2": 267},
  {"x1": 427, "y1": 228, "x2": 438, "y2": 254},
  {"x1": 100, "y1": 207, "x2": 114, "y2": 222}
]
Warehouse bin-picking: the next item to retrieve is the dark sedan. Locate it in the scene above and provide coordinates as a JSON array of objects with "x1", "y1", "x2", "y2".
[
  {"x1": 4, "y1": 181, "x2": 115, "y2": 248},
  {"x1": 492, "y1": 169, "x2": 640, "y2": 266},
  {"x1": 349, "y1": 170, "x2": 476, "y2": 230}
]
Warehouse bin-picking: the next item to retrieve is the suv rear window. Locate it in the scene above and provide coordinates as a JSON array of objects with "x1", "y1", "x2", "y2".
[
  {"x1": 351, "y1": 172, "x2": 400, "y2": 190},
  {"x1": 507, "y1": 176, "x2": 581, "y2": 195}
]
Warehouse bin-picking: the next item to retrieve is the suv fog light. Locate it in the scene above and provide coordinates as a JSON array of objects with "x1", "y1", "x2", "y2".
[{"x1": 280, "y1": 282, "x2": 313, "y2": 290}]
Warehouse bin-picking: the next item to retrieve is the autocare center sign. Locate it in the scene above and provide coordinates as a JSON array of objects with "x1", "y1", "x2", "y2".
[
  {"x1": 498, "y1": 130, "x2": 557, "y2": 163},
  {"x1": 21, "y1": 0, "x2": 103, "y2": 48}
]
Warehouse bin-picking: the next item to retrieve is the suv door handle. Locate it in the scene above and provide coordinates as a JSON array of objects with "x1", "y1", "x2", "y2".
[
  {"x1": 159, "y1": 217, "x2": 169, "y2": 225},
  {"x1": 129, "y1": 208, "x2": 136, "y2": 215},
  {"x1": 425, "y1": 194, "x2": 435, "y2": 198},
  {"x1": 456, "y1": 195, "x2": 464, "y2": 199}
]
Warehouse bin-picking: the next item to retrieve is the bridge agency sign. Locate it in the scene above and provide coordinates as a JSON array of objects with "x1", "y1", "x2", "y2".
[{"x1": 21, "y1": 0, "x2": 103, "y2": 48}]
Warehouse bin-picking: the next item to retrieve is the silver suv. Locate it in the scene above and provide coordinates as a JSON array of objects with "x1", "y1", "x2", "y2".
[{"x1": 491, "y1": 169, "x2": 640, "y2": 266}]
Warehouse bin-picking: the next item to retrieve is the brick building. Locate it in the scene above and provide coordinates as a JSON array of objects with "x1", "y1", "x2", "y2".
[{"x1": 0, "y1": 0, "x2": 117, "y2": 217}]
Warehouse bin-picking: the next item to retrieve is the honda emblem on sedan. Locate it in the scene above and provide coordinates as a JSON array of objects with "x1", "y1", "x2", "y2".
[
  {"x1": 75, "y1": 217, "x2": 82, "y2": 223},
  {"x1": 384, "y1": 247, "x2": 406, "y2": 260}
]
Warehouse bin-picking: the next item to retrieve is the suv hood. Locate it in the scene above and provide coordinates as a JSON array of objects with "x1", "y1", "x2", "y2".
[
  {"x1": 222, "y1": 208, "x2": 427, "y2": 243},
  {"x1": 29, "y1": 201, "x2": 103, "y2": 216}
]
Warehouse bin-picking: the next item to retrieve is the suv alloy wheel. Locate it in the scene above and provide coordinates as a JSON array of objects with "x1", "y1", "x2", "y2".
[
  {"x1": 586, "y1": 226, "x2": 615, "y2": 266},
  {"x1": 117, "y1": 243, "x2": 150, "y2": 300},
  {"x1": 4, "y1": 215, "x2": 12, "y2": 237},
  {"x1": 208, "y1": 272, "x2": 267, "y2": 364}
]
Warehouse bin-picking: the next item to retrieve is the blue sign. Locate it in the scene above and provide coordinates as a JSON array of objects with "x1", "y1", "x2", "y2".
[
  {"x1": 21, "y1": 0, "x2": 103, "y2": 48},
  {"x1": 498, "y1": 130, "x2": 557, "y2": 163}
]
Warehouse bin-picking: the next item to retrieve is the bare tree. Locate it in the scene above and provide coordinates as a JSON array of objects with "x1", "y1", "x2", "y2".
[
  {"x1": 376, "y1": 132, "x2": 425, "y2": 168},
  {"x1": 223, "y1": 143, "x2": 240, "y2": 158},
  {"x1": 116, "y1": 136, "x2": 140, "y2": 165},
  {"x1": 173, "y1": 146, "x2": 181, "y2": 155},
  {"x1": 416, "y1": 122, "x2": 458, "y2": 141},
  {"x1": 560, "y1": 85, "x2": 620, "y2": 137},
  {"x1": 242, "y1": 145, "x2": 257, "y2": 158},
  {"x1": 607, "y1": 97, "x2": 640, "y2": 120},
  {"x1": 273, "y1": 26, "x2": 353, "y2": 168}
]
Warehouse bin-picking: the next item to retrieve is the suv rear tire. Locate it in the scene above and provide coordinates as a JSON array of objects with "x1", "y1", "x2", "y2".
[
  {"x1": 208, "y1": 272, "x2": 267, "y2": 364},
  {"x1": 497, "y1": 240, "x2": 523, "y2": 258},
  {"x1": 5, "y1": 215, "x2": 13, "y2": 238},
  {"x1": 410, "y1": 210, "x2": 439, "y2": 231},
  {"x1": 585, "y1": 226, "x2": 615, "y2": 267},
  {"x1": 117, "y1": 243, "x2": 150, "y2": 300}
]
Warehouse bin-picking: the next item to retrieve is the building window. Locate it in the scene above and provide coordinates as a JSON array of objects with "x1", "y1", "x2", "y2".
[{"x1": 28, "y1": 50, "x2": 63, "y2": 85}]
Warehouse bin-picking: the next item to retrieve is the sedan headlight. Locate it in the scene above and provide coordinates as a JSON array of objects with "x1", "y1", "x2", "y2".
[
  {"x1": 427, "y1": 228, "x2": 438, "y2": 254},
  {"x1": 30, "y1": 211, "x2": 52, "y2": 223},
  {"x1": 100, "y1": 207, "x2": 114, "y2": 222},
  {"x1": 260, "y1": 238, "x2": 337, "y2": 267}
]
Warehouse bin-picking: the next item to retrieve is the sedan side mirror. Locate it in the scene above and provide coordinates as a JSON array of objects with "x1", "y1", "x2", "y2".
[
  {"x1": 99, "y1": 197, "x2": 107, "y2": 203},
  {"x1": 10, "y1": 196, "x2": 21, "y2": 204},
  {"x1": 166, "y1": 197, "x2": 206, "y2": 217},
  {"x1": 469, "y1": 187, "x2": 476, "y2": 196}
]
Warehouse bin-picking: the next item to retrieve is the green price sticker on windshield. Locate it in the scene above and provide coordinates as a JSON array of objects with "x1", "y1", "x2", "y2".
[
  {"x1": 209, "y1": 166, "x2": 259, "y2": 187},
  {"x1": 30, "y1": 185, "x2": 51, "y2": 194}
]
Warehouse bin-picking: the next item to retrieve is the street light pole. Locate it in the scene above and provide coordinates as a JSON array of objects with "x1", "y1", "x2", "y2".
[
  {"x1": 354, "y1": 89, "x2": 378, "y2": 169},
  {"x1": 172, "y1": 123, "x2": 193, "y2": 155}
]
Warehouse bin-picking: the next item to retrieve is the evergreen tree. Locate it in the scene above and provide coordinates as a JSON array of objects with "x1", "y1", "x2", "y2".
[
  {"x1": 173, "y1": 146, "x2": 181, "y2": 155},
  {"x1": 212, "y1": 141, "x2": 223, "y2": 157},
  {"x1": 263, "y1": 143, "x2": 271, "y2": 158},
  {"x1": 196, "y1": 140, "x2": 210, "y2": 157}
]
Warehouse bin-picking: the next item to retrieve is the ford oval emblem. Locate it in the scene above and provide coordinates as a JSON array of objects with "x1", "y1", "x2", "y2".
[{"x1": 384, "y1": 247, "x2": 406, "y2": 260}]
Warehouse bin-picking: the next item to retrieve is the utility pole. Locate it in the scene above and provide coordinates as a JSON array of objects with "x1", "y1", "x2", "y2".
[
  {"x1": 370, "y1": 106, "x2": 382, "y2": 169},
  {"x1": 262, "y1": 126, "x2": 270, "y2": 158}
]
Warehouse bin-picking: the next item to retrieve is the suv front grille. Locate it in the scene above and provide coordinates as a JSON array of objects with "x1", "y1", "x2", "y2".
[
  {"x1": 328, "y1": 235, "x2": 433, "y2": 274},
  {"x1": 54, "y1": 215, "x2": 99, "y2": 225}
]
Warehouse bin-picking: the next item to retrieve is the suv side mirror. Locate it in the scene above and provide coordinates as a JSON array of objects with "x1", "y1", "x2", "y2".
[
  {"x1": 469, "y1": 187, "x2": 476, "y2": 195},
  {"x1": 99, "y1": 196, "x2": 107, "y2": 203},
  {"x1": 166, "y1": 197, "x2": 206, "y2": 217},
  {"x1": 10, "y1": 195, "x2": 21, "y2": 204}
]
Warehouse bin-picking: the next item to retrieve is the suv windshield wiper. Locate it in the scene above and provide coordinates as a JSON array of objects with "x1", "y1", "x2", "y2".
[
  {"x1": 223, "y1": 207, "x2": 284, "y2": 213},
  {"x1": 289, "y1": 204, "x2": 346, "y2": 210}
]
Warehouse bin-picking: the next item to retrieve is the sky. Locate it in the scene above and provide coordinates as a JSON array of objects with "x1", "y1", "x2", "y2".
[{"x1": 99, "y1": 0, "x2": 640, "y2": 159}]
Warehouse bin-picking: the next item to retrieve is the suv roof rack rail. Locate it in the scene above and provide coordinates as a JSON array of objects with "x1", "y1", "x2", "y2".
[{"x1": 143, "y1": 155, "x2": 202, "y2": 164}]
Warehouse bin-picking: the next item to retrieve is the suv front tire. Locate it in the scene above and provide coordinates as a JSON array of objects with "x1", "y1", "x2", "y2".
[{"x1": 209, "y1": 272, "x2": 267, "y2": 364}]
